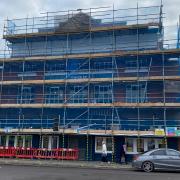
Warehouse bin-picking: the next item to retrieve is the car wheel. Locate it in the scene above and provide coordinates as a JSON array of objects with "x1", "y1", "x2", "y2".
[{"x1": 142, "y1": 161, "x2": 154, "y2": 172}]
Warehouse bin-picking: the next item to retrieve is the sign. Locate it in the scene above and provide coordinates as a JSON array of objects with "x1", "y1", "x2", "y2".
[
  {"x1": 176, "y1": 130, "x2": 180, "y2": 136},
  {"x1": 166, "y1": 127, "x2": 177, "y2": 136},
  {"x1": 155, "y1": 129, "x2": 165, "y2": 136},
  {"x1": 166, "y1": 127, "x2": 180, "y2": 137},
  {"x1": 4, "y1": 127, "x2": 12, "y2": 133}
]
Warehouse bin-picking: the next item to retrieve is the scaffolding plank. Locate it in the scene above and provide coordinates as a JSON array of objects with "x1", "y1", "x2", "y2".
[
  {"x1": 0, "y1": 102, "x2": 180, "y2": 108},
  {"x1": 2, "y1": 76, "x2": 180, "y2": 86},
  {"x1": 1, "y1": 48, "x2": 180, "y2": 63}
]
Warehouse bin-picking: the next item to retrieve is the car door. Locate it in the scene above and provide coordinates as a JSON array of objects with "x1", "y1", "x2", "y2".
[
  {"x1": 150, "y1": 149, "x2": 168, "y2": 169},
  {"x1": 166, "y1": 149, "x2": 180, "y2": 169}
]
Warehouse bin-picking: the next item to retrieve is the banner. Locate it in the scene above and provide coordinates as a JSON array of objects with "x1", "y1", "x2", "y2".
[
  {"x1": 166, "y1": 127, "x2": 180, "y2": 137},
  {"x1": 166, "y1": 127, "x2": 177, "y2": 136},
  {"x1": 155, "y1": 129, "x2": 165, "y2": 136}
]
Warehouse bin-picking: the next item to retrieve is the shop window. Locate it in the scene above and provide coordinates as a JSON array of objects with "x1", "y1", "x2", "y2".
[
  {"x1": 51, "y1": 136, "x2": 59, "y2": 149},
  {"x1": 137, "y1": 139, "x2": 144, "y2": 153},
  {"x1": 126, "y1": 138, "x2": 134, "y2": 153},
  {"x1": 25, "y1": 136, "x2": 32, "y2": 148},
  {"x1": 95, "y1": 137, "x2": 112, "y2": 153},
  {"x1": 125, "y1": 138, "x2": 165, "y2": 154},
  {"x1": 17, "y1": 136, "x2": 24, "y2": 147},
  {"x1": 0, "y1": 136, "x2": 6, "y2": 146},
  {"x1": 42, "y1": 136, "x2": 49, "y2": 149}
]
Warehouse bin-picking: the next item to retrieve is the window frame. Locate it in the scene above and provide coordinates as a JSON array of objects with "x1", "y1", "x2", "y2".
[
  {"x1": 95, "y1": 137, "x2": 112, "y2": 153},
  {"x1": 125, "y1": 138, "x2": 164, "y2": 154}
]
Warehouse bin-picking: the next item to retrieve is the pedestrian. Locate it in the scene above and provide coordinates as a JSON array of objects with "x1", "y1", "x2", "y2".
[
  {"x1": 120, "y1": 143, "x2": 127, "y2": 164},
  {"x1": 101, "y1": 141, "x2": 108, "y2": 162}
]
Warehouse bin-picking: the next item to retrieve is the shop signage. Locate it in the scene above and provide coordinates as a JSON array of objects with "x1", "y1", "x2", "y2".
[
  {"x1": 155, "y1": 129, "x2": 165, "y2": 136},
  {"x1": 175, "y1": 130, "x2": 180, "y2": 136},
  {"x1": 166, "y1": 127, "x2": 176, "y2": 136},
  {"x1": 166, "y1": 127, "x2": 180, "y2": 137}
]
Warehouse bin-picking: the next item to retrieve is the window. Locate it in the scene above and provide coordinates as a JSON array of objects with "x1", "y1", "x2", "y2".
[
  {"x1": 18, "y1": 87, "x2": 33, "y2": 104},
  {"x1": 42, "y1": 136, "x2": 49, "y2": 149},
  {"x1": 70, "y1": 86, "x2": 88, "y2": 103},
  {"x1": 126, "y1": 84, "x2": 146, "y2": 103},
  {"x1": 137, "y1": 139, "x2": 144, "y2": 153},
  {"x1": 94, "y1": 61, "x2": 112, "y2": 71},
  {"x1": 95, "y1": 137, "x2": 112, "y2": 153},
  {"x1": 94, "y1": 85, "x2": 112, "y2": 103},
  {"x1": 125, "y1": 138, "x2": 165, "y2": 154},
  {"x1": 46, "y1": 63, "x2": 65, "y2": 72},
  {"x1": 45, "y1": 86, "x2": 63, "y2": 104},
  {"x1": 8, "y1": 136, "x2": 15, "y2": 147},
  {"x1": 51, "y1": 136, "x2": 59, "y2": 149},
  {"x1": 167, "y1": 150, "x2": 180, "y2": 156},
  {"x1": 125, "y1": 59, "x2": 148, "y2": 72},
  {"x1": 0, "y1": 136, "x2": 6, "y2": 146},
  {"x1": 24, "y1": 64, "x2": 37, "y2": 72},
  {"x1": 151, "y1": 150, "x2": 166, "y2": 156},
  {"x1": 17, "y1": 136, "x2": 24, "y2": 147},
  {"x1": 126, "y1": 138, "x2": 134, "y2": 153},
  {"x1": 25, "y1": 136, "x2": 32, "y2": 148}
]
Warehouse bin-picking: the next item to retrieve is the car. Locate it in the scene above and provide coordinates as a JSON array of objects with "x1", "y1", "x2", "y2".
[{"x1": 132, "y1": 148, "x2": 180, "y2": 172}]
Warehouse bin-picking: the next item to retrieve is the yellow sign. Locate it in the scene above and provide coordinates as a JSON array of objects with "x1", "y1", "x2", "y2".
[{"x1": 155, "y1": 129, "x2": 165, "y2": 136}]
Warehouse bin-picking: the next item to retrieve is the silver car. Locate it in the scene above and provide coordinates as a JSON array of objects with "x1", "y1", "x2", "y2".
[{"x1": 132, "y1": 148, "x2": 180, "y2": 172}]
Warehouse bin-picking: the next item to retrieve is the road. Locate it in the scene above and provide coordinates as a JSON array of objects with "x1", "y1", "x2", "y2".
[{"x1": 0, "y1": 165, "x2": 179, "y2": 180}]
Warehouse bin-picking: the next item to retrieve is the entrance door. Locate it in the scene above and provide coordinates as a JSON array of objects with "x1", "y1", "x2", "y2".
[
  {"x1": 68, "y1": 136, "x2": 78, "y2": 148},
  {"x1": 51, "y1": 136, "x2": 59, "y2": 149},
  {"x1": 8, "y1": 136, "x2": 15, "y2": 147}
]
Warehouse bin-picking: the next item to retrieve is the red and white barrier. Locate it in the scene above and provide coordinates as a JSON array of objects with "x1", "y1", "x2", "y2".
[{"x1": 0, "y1": 147, "x2": 79, "y2": 160}]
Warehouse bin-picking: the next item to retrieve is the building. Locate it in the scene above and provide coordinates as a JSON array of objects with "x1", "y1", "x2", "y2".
[{"x1": 0, "y1": 4, "x2": 180, "y2": 161}]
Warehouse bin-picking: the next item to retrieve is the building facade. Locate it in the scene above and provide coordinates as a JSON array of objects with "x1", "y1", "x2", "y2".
[{"x1": 0, "y1": 4, "x2": 180, "y2": 161}]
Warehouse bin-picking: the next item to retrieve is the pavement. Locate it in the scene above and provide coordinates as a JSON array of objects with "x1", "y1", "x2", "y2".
[{"x1": 0, "y1": 158, "x2": 131, "y2": 170}]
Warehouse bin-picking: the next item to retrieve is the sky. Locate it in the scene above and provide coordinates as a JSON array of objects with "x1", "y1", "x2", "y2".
[{"x1": 0, "y1": 0, "x2": 180, "y2": 50}]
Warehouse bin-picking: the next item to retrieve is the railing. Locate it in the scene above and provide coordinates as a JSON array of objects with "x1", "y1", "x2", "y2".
[{"x1": 0, "y1": 146, "x2": 79, "y2": 160}]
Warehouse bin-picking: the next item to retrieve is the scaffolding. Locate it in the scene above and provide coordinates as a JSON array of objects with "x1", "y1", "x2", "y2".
[{"x1": 0, "y1": 3, "x2": 180, "y2": 160}]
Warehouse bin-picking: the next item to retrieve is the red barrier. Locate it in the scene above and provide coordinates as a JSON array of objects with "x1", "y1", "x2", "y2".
[
  {"x1": 4, "y1": 147, "x2": 15, "y2": 157},
  {"x1": 0, "y1": 147, "x2": 79, "y2": 160},
  {"x1": 0, "y1": 147, "x2": 4, "y2": 157},
  {"x1": 16, "y1": 148, "x2": 34, "y2": 159}
]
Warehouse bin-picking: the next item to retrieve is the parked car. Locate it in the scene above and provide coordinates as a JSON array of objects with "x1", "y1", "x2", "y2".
[{"x1": 132, "y1": 148, "x2": 180, "y2": 172}]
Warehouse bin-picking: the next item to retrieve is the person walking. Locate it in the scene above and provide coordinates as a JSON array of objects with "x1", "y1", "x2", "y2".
[
  {"x1": 119, "y1": 143, "x2": 127, "y2": 164},
  {"x1": 101, "y1": 141, "x2": 108, "y2": 162}
]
